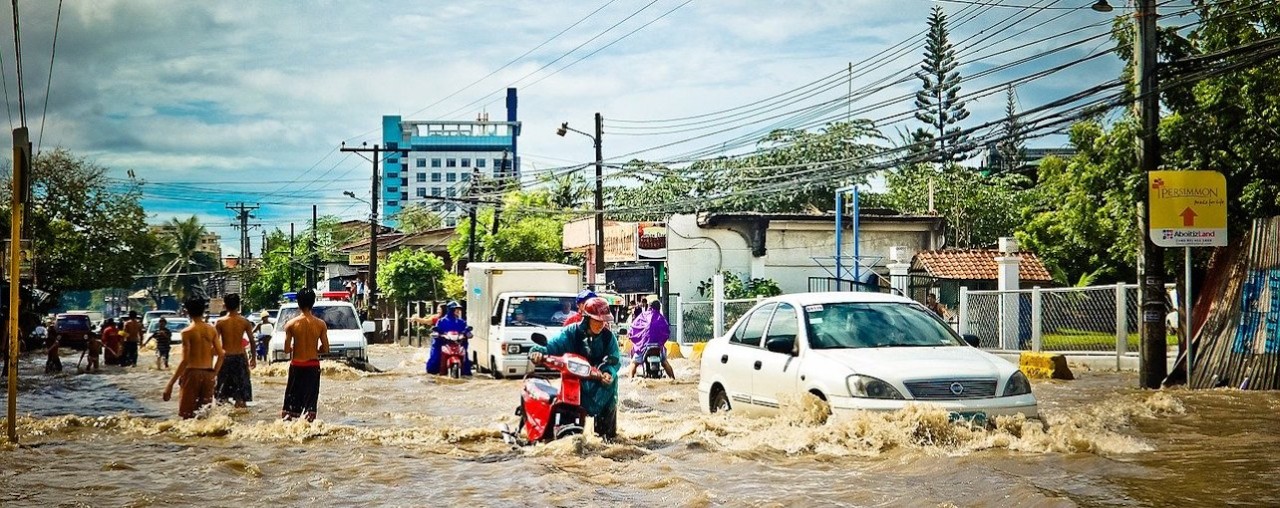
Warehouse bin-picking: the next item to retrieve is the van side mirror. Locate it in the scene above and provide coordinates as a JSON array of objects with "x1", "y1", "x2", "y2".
[
  {"x1": 465, "y1": 325, "x2": 473, "y2": 332},
  {"x1": 490, "y1": 315, "x2": 500, "y2": 326},
  {"x1": 530, "y1": 333, "x2": 548, "y2": 347},
  {"x1": 962, "y1": 334, "x2": 981, "y2": 348},
  {"x1": 765, "y1": 336, "x2": 796, "y2": 355}
]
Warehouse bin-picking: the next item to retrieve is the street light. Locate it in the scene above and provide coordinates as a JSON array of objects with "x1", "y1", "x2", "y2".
[
  {"x1": 1091, "y1": 0, "x2": 1113, "y2": 12},
  {"x1": 556, "y1": 114, "x2": 605, "y2": 288},
  {"x1": 342, "y1": 190, "x2": 370, "y2": 206}
]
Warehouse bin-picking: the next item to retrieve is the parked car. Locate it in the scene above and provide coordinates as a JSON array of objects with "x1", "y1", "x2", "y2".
[
  {"x1": 143, "y1": 310, "x2": 177, "y2": 329},
  {"x1": 698, "y1": 292, "x2": 1038, "y2": 420},
  {"x1": 54, "y1": 313, "x2": 95, "y2": 349},
  {"x1": 147, "y1": 317, "x2": 190, "y2": 344}
]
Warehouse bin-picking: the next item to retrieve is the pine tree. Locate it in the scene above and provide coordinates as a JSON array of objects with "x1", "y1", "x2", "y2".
[
  {"x1": 914, "y1": 5, "x2": 971, "y2": 163},
  {"x1": 995, "y1": 85, "x2": 1025, "y2": 174}
]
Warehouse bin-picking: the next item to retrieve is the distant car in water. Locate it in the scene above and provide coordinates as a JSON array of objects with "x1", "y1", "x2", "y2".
[
  {"x1": 698, "y1": 292, "x2": 1039, "y2": 422},
  {"x1": 147, "y1": 317, "x2": 190, "y2": 344},
  {"x1": 54, "y1": 313, "x2": 95, "y2": 350}
]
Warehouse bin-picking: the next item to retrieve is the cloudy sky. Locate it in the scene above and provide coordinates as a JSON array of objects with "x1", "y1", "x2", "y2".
[{"x1": 0, "y1": 0, "x2": 1144, "y2": 255}]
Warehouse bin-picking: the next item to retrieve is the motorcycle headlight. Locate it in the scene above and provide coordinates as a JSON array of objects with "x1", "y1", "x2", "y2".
[
  {"x1": 566, "y1": 359, "x2": 592, "y2": 378},
  {"x1": 1003, "y1": 371, "x2": 1032, "y2": 397},
  {"x1": 846, "y1": 375, "x2": 904, "y2": 400}
]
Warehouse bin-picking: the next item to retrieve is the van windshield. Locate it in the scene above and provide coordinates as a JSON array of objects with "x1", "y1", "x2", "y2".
[
  {"x1": 277, "y1": 306, "x2": 359, "y2": 330},
  {"x1": 506, "y1": 296, "x2": 575, "y2": 327},
  {"x1": 56, "y1": 316, "x2": 91, "y2": 331}
]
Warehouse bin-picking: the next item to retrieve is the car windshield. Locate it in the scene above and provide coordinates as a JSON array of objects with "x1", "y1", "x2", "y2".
[
  {"x1": 148, "y1": 319, "x2": 189, "y2": 333},
  {"x1": 506, "y1": 296, "x2": 575, "y2": 327},
  {"x1": 56, "y1": 316, "x2": 91, "y2": 331},
  {"x1": 803, "y1": 302, "x2": 963, "y2": 349},
  {"x1": 276, "y1": 306, "x2": 359, "y2": 330}
]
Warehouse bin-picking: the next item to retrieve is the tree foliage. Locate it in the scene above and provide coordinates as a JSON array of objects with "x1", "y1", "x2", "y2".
[
  {"x1": 696, "y1": 272, "x2": 783, "y2": 299},
  {"x1": 873, "y1": 163, "x2": 1036, "y2": 249},
  {"x1": 155, "y1": 215, "x2": 219, "y2": 300},
  {"x1": 376, "y1": 248, "x2": 446, "y2": 304},
  {"x1": 996, "y1": 85, "x2": 1026, "y2": 175},
  {"x1": 242, "y1": 229, "x2": 298, "y2": 311},
  {"x1": 914, "y1": 5, "x2": 971, "y2": 162},
  {"x1": 0, "y1": 150, "x2": 157, "y2": 309}
]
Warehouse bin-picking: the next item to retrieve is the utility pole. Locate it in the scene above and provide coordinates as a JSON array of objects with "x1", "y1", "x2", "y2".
[
  {"x1": 488, "y1": 151, "x2": 508, "y2": 261},
  {"x1": 308, "y1": 205, "x2": 317, "y2": 290},
  {"x1": 225, "y1": 202, "x2": 260, "y2": 262},
  {"x1": 341, "y1": 143, "x2": 407, "y2": 322},
  {"x1": 467, "y1": 168, "x2": 478, "y2": 265},
  {"x1": 593, "y1": 112, "x2": 604, "y2": 288},
  {"x1": 8, "y1": 127, "x2": 30, "y2": 443},
  {"x1": 1135, "y1": 0, "x2": 1167, "y2": 388}
]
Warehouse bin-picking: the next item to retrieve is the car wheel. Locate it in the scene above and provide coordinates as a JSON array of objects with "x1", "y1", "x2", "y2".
[
  {"x1": 710, "y1": 386, "x2": 731, "y2": 413},
  {"x1": 490, "y1": 356, "x2": 503, "y2": 380}
]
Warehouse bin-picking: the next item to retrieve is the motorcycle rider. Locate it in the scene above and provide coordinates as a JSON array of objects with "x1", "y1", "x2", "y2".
[
  {"x1": 529, "y1": 297, "x2": 621, "y2": 440},
  {"x1": 558, "y1": 289, "x2": 597, "y2": 326},
  {"x1": 628, "y1": 295, "x2": 675, "y2": 379},
  {"x1": 427, "y1": 301, "x2": 472, "y2": 376}
]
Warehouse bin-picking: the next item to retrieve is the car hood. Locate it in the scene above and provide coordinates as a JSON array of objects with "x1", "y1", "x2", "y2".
[
  {"x1": 811, "y1": 346, "x2": 1015, "y2": 381},
  {"x1": 270, "y1": 329, "x2": 365, "y2": 348}
]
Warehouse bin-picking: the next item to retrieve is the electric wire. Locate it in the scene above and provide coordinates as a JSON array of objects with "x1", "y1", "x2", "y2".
[
  {"x1": 10, "y1": 0, "x2": 26, "y2": 126},
  {"x1": 36, "y1": 0, "x2": 61, "y2": 154}
]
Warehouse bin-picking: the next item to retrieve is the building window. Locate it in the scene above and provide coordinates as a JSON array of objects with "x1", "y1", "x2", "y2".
[
  {"x1": 387, "y1": 142, "x2": 398, "y2": 150},
  {"x1": 446, "y1": 203, "x2": 456, "y2": 212},
  {"x1": 461, "y1": 158, "x2": 471, "y2": 168},
  {"x1": 493, "y1": 159, "x2": 503, "y2": 169},
  {"x1": 431, "y1": 187, "x2": 441, "y2": 196},
  {"x1": 446, "y1": 173, "x2": 457, "y2": 182},
  {"x1": 388, "y1": 200, "x2": 399, "y2": 207},
  {"x1": 461, "y1": 172, "x2": 471, "y2": 182},
  {"x1": 446, "y1": 158, "x2": 457, "y2": 168},
  {"x1": 447, "y1": 188, "x2": 457, "y2": 197},
  {"x1": 416, "y1": 188, "x2": 426, "y2": 197},
  {"x1": 400, "y1": 177, "x2": 408, "y2": 186},
  {"x1": 431, "y1": 173, "x2": 442, "y2": 182},
  {"x1": 401, "y1": 192, "x2": 408, "y2": 201},
  {"x1": 444, "y1": 217, "x2": 457, "y2": 227},
  {"x1": 387, "y1": 187, "x2": 399, "y2": 194},
  {"x1": 387, "y1": 172, "x2": 398, "y2": 179},
  {"x1": 476, "y1": 158, "x2": 486, "y2": 168},
  {"x1": 432, "y1": 203, "x2": 443, "y2": 212},
  {"x1": 388, "y1": 157, "x2": 399, "y2": 164},
  {"x1": 431, "y1": 158, "x2": 442, "y2": 168},
  {"x1": 416, "y1": 173, "x2": 426, "y2": 183},
  {"x1": 416, "y1": 158, "x2": 426, "y2": 168}
]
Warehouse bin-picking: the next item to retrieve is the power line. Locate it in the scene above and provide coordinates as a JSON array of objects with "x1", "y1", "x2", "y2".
[
  {"x1": 10, "y1": 0, "x2": 26, "y2": 126},
  {"x1": 35, "y1": 0, "x2": 61, "y2": 154}
]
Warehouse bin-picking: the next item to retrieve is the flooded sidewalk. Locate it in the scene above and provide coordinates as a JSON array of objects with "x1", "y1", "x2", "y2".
[{"x1": 1, "y1": 344, "x2": 1276, "y2": 507}]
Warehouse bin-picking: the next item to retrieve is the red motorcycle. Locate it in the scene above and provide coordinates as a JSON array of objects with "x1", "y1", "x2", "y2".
[
  {"x1": 501, "y1": 348, "x2": 617, "y2": 445},
  {"x1": 429, "y1": 327, "x2": 470, "y2": 379}
]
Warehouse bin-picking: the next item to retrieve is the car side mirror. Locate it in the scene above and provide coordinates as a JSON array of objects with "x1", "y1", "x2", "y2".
[
  {"x1": 962, "y1": 334, "x2": 980, "y2": 348},
  {"x1": 530, "y1": 333, "x2": 548, "y2": 347},
  {"x1": 361, "y1": 321, "x2": 375, "y2": 333},
  {"x1": 765, "y1": 336, "x2": 796, "y2": 355}
]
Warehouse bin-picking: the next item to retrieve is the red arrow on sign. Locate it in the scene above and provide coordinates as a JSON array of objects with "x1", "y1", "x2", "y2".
[{"x1": 1181, "y1": 207, "x2": 1197, "y2": 226}]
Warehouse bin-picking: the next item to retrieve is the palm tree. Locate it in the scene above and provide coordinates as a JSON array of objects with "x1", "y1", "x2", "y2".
[{"x1": 156, "y1": 216, "x2": 217, "y2": 300}]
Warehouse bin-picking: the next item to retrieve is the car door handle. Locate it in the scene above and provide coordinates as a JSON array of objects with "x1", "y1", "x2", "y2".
[
  {"x1": 753, "y1": 360, "x2": 762, "y2": 370},
  {"x1": 720, "y1": 354, "x2": 728, "y2": 364}
]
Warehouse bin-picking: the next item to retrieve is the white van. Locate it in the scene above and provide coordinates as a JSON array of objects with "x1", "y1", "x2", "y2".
[
  {"x1": 465, "y1": 263, "x2": 582, "y2": 378},
  {"x1": 268, "y1": 300, "x2": 373, "y2": 363}
]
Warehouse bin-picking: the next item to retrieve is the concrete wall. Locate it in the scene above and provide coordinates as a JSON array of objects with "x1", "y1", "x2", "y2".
[{"x1": 666, "y1": 214, "x2": 942, "y2": 300}]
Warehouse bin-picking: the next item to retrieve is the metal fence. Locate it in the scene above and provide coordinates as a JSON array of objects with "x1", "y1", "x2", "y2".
[
  {"x1": 675, "y1": 297, "x2": 761, "y2": 344},
  {"x1": 959, "y1": 283, "x2": 1177, "y2": 358}
]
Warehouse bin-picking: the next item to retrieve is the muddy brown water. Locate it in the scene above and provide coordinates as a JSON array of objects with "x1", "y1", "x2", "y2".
[{"x1": 1, "y1": 344, "x2": 1276, "y2": 507}]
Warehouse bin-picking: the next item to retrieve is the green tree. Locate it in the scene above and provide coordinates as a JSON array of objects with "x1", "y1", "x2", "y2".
[
  {"x1": 607, "y1": 161, "x2": 698, "y2": 222},
  {"x1": 393, "y1": 203, "x2": 443, "y2": 233},
  {"x1": 376, "y1": 248, "x2": 447, "y2": 304},
  {"x1": 545, "y1": 170, "x2": 588, "y2": 210},
  {"x1": 875, "y1": 163, "x2": 1036, "y2": 249},
  {"x1": 995, "y1": 85, "x2": 1026, "y2": 175},
  {"x1": 441, "y1": 272, "x2": 466, "y2": 302},
  {"x1": 155, "y1": 215, "x2": 218, "y2": 300},
  {"x1": 242, "y1": 229, "x2": 299, "y2": 310},
  {"x1": 1, "y1": 150, "x2": 158, "y2": 310},
  {"x1": 914, "y1": 5, "x2": 971, "y2": 163},
  {"x1": 486, "y1": 216, "x2": 566, "y2": 263}
]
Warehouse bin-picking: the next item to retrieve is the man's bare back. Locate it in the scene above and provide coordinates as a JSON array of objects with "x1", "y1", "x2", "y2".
[
  {"x1": 182, "y1": 321, "x2": 221, "y2": 370},
  {"x1": 284, "y1": 312, "x2": 329, "y2": 362},
  {"x1": 216, "y1": 314, "x2": 255, "y2": 357},
  {"x1": 124, "y1": 320, "x2": 143, "y2": 342}
]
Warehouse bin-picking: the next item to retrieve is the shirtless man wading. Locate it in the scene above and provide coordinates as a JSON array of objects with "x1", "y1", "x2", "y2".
[
  {"x1": 163, "y1": 297, "x2": 224, "y2": 419},
  {"x1": 281, "y1": 288, "x2": 330, "y2": 422},
  {"x1": 214, "y1": 293, "x2": 256, "y2": 408}
]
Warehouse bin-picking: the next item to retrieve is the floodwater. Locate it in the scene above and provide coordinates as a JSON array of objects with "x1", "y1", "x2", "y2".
[{"x1": 1, "y1": 344, "x2": 1277, "y2": 507}]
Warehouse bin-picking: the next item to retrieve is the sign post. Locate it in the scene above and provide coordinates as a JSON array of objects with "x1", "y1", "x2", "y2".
[{"x1": 1148, "y1": 170, "x2": 1228, "y2": 387}]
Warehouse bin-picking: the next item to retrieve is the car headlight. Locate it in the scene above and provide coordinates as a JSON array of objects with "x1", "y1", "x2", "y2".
[
  {"x1": 345, "y1": 349, "x2": 360, "y2": 358},
  {"x1": 846, "y1": 375, "x2": 904, "y2": 400},
  {"x1": 1003, "y1": 370, "x2": 1032, "y2": 397},
  {"x1": 506, "y1": 343, "x2": 521, "y2": 354}
]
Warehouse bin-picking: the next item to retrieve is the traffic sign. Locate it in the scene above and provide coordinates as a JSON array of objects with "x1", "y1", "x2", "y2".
[
  {"x1": 2, "y1": 239, "x2": 33, "y2": 281},
  {"x1": 1148, "y1": 171, "x2": 1228, "y2": 247}
]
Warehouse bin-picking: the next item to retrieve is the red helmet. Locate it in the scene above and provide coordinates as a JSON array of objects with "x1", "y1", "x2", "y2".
[{"x1": 581, "y1": 297, "x2": 613, "y2": 323}]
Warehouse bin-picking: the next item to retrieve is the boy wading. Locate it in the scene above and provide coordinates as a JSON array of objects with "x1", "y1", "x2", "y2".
[
  {"x1": 164, "y1": 297, "x2": 224, "y2": 419},
  {"x1": 281, "y1": 289, "x2": 330, "y2": 422},
  {"x1": 215, "y1": 293, "x2": 256, "y2": 407}
]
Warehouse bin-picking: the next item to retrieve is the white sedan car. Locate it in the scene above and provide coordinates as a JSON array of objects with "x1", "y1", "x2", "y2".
[{"x1": 698, "y1": 292, "x2": 1038, "y2": 420}]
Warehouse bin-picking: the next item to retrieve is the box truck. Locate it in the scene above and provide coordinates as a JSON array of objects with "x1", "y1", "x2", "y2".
[{"x1": 465, "y1": 262, "x2": 582, "y2": 378}]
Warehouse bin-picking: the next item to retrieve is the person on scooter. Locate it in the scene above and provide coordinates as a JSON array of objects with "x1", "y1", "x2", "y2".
[
  {"x1": 558, "y1": 289, "x2": 597, "y2": 326},
  {"x1": 628, "y1": 295, "x2": 675, "y2": 379},
  {"x1": 427, "y1": 301, "x2": 472, "y2": 376},
  {"x1": 528, "y1": 297, "x2": 621, "y2": 440}
]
